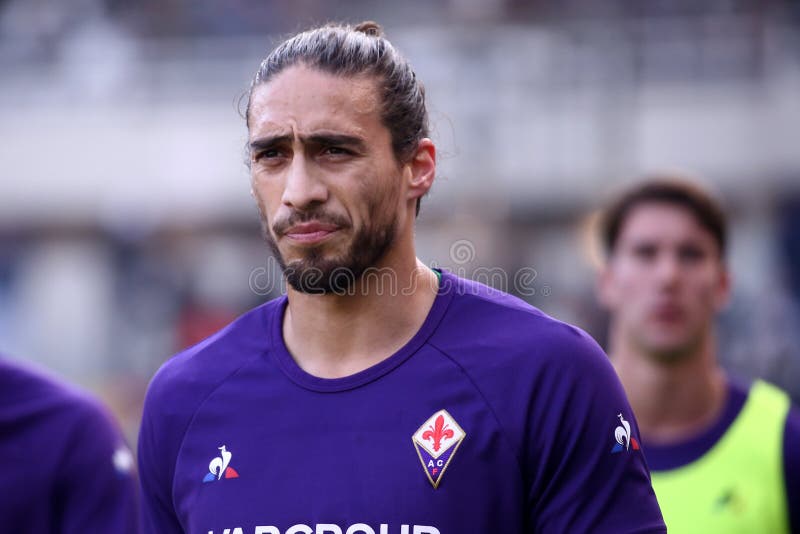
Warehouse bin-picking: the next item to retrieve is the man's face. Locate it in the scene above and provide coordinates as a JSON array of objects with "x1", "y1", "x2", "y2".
[
  {"x1": 599, "y1": 202, "x2": 730, "y2": 362},
  {"x1": 247, "y1": 65, "x2": 406, "y2": 293}
]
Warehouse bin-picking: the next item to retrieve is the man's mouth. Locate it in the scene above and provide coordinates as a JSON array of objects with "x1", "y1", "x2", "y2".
[
  {"x1": 283, "y1": 222, "x2": 341, "y2": 243},
  {"x1": 650, "y1": 303, "x2": 684, "y2": 322}
]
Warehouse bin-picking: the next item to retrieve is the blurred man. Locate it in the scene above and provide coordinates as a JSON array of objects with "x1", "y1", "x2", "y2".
[
  {"x1": 139, "y1": 22, "x2": 665, "y2": 534},
  {"x1": 597, "y1": 178, "x2": 800, "y2": 533},
  {"x1": 0, "y1": 355, "x2": 138, "y2": 532}
]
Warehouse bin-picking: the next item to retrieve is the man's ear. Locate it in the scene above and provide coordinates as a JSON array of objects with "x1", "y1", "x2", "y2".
[{"x1": 405, "y1": 138, "x2": 436, "y2": 203}]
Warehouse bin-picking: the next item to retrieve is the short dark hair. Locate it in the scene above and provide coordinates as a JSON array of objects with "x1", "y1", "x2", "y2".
[
  {"x1": 601, "y1": 176, "x2": 728, "y2": 257},
  {"x1": 246, "y1": 21, "x2": 429, "y2": 215}
]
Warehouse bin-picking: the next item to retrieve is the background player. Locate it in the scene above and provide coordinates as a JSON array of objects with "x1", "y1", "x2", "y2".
[
  {"x1": 138, "y1": 21, "x2": 665, "y2": 533},
  {"x1": 597, "y1": 177, "x2": 800, "y2": 533},
  {"x1": 0, "y1": 354, "x2": 138, "y2": 533}
]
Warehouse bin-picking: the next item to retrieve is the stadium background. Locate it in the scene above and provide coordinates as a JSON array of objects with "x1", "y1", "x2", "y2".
[{"x1": 1, "y1": 0, "x2": 799, "y2": 445}]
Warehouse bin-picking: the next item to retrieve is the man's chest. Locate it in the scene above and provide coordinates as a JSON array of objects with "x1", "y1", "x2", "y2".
[{"x1": 170, "y1": 385, "x2": 525, "y2": 534}]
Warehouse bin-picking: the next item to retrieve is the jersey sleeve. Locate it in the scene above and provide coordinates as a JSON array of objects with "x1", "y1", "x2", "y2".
[
  {"x1": 524, "y1": 329, "x2": 665, "y2": 533},
  {"x1": 55, "y1": 397, "x2": 139, "y2": 534},
  {"x1": 138, "y1": 366, "x2": 187, "y2": 534},
  {"x1": 136, "y1": 307, "x2": 270, "y2": 534}
]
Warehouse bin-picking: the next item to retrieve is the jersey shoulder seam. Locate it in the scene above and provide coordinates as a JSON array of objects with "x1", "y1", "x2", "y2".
[
  {"x1": 167, "y1": 349, "x2": 267, "y2": 510},
  {"x1": 425, "y1": 339, "x2": 525, "y2": 476}
]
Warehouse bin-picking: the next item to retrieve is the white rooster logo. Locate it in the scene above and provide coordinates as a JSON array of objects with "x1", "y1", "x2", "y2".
[
  {"x1": 614, "y1": 413, "x2": 631, "y2": 451},
  {"x1": 202, "y1": 445, "x2": 239, "y2": 483},
  {"x1": 208, "y1": 445, "x2": 232, "y2": 480}
]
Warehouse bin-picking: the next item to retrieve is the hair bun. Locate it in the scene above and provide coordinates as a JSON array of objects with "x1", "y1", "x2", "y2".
[{"x1": 354, "y1": 21, "x2": 383, "y2": 37}]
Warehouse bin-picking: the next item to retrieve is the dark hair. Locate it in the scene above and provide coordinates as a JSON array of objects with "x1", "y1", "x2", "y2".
[
  {"x1": 246, "y1": 21, "x2": 429, "y2": 215},
  {"x1": 601, "y1": 176, "x2": 727, "y2": 257}
]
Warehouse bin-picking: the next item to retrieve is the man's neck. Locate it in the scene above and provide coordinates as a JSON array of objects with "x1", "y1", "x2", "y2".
[
  {"x1": 611, "y1": 334, "x2": 728, "y2": 444},
  {"x1": 282, "y1": 257, "x2": 439, "y2": 379}
]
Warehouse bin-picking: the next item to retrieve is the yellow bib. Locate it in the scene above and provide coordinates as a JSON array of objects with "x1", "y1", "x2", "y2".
[{"x1": 650, "y1": 380, "x2": 790, "y2": 533}]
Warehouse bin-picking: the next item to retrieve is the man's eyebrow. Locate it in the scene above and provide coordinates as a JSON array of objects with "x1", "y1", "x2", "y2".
[
  {"x1": 302, "y1": 133, "x2": 367, "y2": 151},
  {"x1": 249, "y1": 133, "x2": 368, "y2": 152},
  {"x1": 249, "y1": 135, "x2": 292, "y2": 151}
]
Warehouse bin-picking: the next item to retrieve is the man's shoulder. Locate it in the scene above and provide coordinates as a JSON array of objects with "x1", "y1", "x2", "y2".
[
  {"x1": 0, "y1": 358, "x2": 136, "y2": 532},
  {"x1": 0, "y1": 356, "x2": 129, "y2": 482},
  {"x1": 433, "y1": 273, "x2": 606, "y2": 371},
  {"x1": 428, "y1": 273, "x2": 615, "y2": 425},
  {"x1": 0, "y1": 356, "x2": 115, "y2": 429},
  {"x1": 144, "y1": 298, "x2": 282, "y2": 413},
  {"x1": 744, "y1": 379, "x2": 797, "y2": 424}
]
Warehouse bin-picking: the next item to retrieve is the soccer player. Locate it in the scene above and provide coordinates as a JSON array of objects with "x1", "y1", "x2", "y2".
[
  {"x1": 138, "y1": 22, "x2": 665, "y2": 534},
  {"x1": 0, "y1": 355, "x2": 138, "y2": 533},
  {"x1": 597, "y1": 178, "x2": 800, "y2": 533}
]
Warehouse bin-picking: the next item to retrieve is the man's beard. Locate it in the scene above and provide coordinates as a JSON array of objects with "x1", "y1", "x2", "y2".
[{"x1": 263, "y1": 209, "x2": 398, "y2": 295}]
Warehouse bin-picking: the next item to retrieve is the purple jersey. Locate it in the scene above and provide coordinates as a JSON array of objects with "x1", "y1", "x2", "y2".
[
  {"x1": 0, "y1": 357, "x2": 138, "y2": 533},
  {"x1": 139, "y1": 271, "x2": 665, "y2": 533}
]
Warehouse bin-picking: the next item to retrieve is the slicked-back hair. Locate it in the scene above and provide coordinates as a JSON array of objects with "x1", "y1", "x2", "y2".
[
  {"x1": 246, "y1": 21, "x2": 429, "y2": 216},
  {"x1": 601, "y1": 176, "x2": 728, "y2": 258}
]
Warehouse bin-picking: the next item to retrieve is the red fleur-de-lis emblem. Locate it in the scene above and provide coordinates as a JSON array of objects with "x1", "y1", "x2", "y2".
[
  {"x1": 412, "y1": 409, "x2": 466, "y2": 489},
  {"x1": 422, "y1": 414, "x2": 455, "y2": 452}
]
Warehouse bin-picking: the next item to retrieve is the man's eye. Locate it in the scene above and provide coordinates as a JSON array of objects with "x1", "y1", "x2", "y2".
[
  {"x1": 678, "y1": 245, "x2": 705, "y2": 262},
  {"x1": 255, "y1": 149, "x2": 278, "y2": 160},
  {"x1": 253, "y1": 149, "x2": 286, "y2": 163},
  {"x1": 632, "y1": 245, "x2": 657, "y2": 260},
  {"x1": 323, "y1": 146, "x2": 351, "y2": 156}
]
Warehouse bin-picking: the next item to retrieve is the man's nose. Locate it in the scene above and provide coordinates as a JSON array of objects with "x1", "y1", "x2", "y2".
[
  {"x1": 281, "y1": 155, "x2": 328, "y2": 210},
  {"x1": 654, "y1": 253, "x2": 681, "y2": 289}
]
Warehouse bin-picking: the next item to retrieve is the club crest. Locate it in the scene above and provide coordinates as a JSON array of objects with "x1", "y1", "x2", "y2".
[{"x1": 412, "y1": 409, "x2": 466, "y2": 489}]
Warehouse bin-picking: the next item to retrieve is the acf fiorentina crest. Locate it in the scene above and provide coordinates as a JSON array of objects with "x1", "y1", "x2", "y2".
[{"x1": 412, "y1": 409, "x2": 466, "y2": 489}]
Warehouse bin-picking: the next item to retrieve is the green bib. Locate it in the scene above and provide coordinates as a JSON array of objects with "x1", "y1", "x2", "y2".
[{"x1": 650, "y1": 380, "x2": 790, "y2": 533}]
